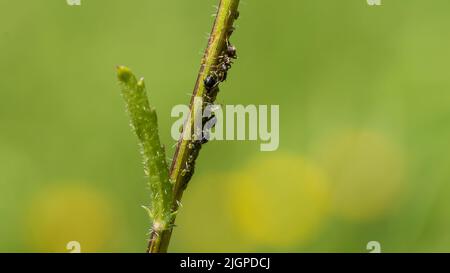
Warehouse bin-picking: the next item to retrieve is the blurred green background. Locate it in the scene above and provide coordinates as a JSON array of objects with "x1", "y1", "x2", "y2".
[{"x1": 1, "y1": 0, "x2": 450, "y2": 252}]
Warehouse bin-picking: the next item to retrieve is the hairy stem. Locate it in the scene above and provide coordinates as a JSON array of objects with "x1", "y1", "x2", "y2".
[
  {"x1": 147, "y1": 0, "x2": 240, "y2": 253},
  {"x1": 117, "y1": 66, "x2": 173, "y2": 252}
]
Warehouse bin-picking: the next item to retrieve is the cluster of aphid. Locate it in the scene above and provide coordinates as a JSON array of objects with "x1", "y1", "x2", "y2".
[
  {"x1": 179, "y1": 137, "x2": 202, "y2": 185},
  {"x1": 203, "y1": 43, "x2": 238, "y2": 99},
  {"x1": 199, "y1": 43, "x2": 238, "y2": 146},
  {"x1": 180, "y1": 13, "x2": 239, "y2": 187}
]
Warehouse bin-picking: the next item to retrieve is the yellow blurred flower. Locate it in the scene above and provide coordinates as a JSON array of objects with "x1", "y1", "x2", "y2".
[
  {"x1": 318, "y1": 131, "x2": 406, "y2": 221},
  {"x1": 25, "y1": 184, "x2": 115, "y2": 252},
  {"x1": 171, "y1": 175, "x2": 248, "y2": 252},
  {"x1": 226, "y1": 154, "x2": 330, "y2": 249}
]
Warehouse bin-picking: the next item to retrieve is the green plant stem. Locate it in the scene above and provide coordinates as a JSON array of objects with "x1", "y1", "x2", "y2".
[
  {"x1": 147, "y1": 0, "x2": 240, "y2": 253},
  {"x1": 117, "y1": 66, "x2": 173, "y2": 252}
]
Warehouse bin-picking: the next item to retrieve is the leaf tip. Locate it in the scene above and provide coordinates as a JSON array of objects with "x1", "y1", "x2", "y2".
[{"x1": 116, "y1": 65, "x2": 133, "y2": 83}]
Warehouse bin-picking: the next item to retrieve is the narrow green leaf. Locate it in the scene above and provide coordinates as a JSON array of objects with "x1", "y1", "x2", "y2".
[{"x1": 116, "y1": 65, "x2": 173, "y2": 230}]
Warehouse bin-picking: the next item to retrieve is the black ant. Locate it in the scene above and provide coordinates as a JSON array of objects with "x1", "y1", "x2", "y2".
[{"x1": 204, "y1": 75, "x2": 218, "y2": 91}]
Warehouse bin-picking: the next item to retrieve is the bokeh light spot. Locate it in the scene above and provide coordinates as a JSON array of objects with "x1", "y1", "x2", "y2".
[
  {"x1": 226, "y1": 154, "x2": 330, "y2": 249},
  {"x1": 25, "y1": 184, "x2": 115, "y2": 252},
  {"x1": 318, "y1": 131, "x2": 406, "y2": 221}
]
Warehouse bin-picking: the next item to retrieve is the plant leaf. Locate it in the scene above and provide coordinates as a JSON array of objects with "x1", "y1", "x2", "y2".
[{"x1": 117, "y1": 66, "x2": 173, "y2": 227}]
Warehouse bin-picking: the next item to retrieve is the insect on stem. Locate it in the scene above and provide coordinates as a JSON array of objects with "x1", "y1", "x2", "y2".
[{"x1": 146, "y1": 0, "x2": 241, "y2": 253}]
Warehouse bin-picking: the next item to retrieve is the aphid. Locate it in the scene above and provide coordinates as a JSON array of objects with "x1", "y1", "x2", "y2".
[
  {"x1": 219, "y1": 54, "x2": 233, "y2": 66},
  {"x1": 220, "y1": 62, "x2": 231, "y2": 71},
  {"x1": 220, "y1": 70, "x2": 228, "y2": 82},
  {"x1": 216, "y1": 54, "x2": 233, "y2": 82},
  {"x1": 209, "y1": 69, "x2": 226, "y2": 83},
  {"x1": 215, "y1": 63, "x2": 229, "y2": 81},
  {"x1": 187, "y1": 154, "x2": 194, "y2": 164},
  {"x1": 188, "y1": 142, "x2": 195, "y2": 150},
  {"x1": 204, "y1": 75, "x2": 218, "y2": 91},
  {"x1": 227, "y1": 26, "x2": 235, "y2": 37},
  {"x1": 217, "y1": 57, "x2": 231, "y2": 71},
  {"x1": 226, "y1": 45, "x2": 237, "y2": 59}
]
